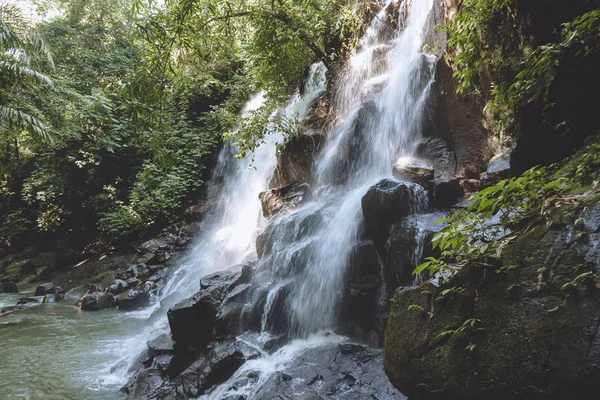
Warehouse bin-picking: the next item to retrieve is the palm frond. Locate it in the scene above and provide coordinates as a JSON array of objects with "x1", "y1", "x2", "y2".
[
  {"x1": 0, "y1": 105, "x2": 50, "y2": 140},
  {"x1": 0, "y1": 60, "x2": 53, "y2": 86}
]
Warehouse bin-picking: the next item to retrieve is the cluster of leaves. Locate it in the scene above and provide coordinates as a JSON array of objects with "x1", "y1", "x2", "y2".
[
  {"x1": 445, "y1": 0, "x2": 600, "y2": 139},
  {"x1": 415, "y1": 134, "x2": 600, "y2": 279}
]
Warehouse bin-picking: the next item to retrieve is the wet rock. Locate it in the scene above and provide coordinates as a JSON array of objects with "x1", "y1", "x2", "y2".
[
  {"x1": 183, "y1": 202, "x2": 207, "y2": 223},
  {"x1": 392, "y1": 157, "x2": 434, "y2": 183},
  {"x1": 178, "y1": 340, "x2": 245, "y2": 397},
  {"x1": 140, "y1": 239, "x2": 170, "y2": 253},
  {"x1": 215, "y1": 283, "x2": 252, "y2": 337},
  {"x1": 361, "y1": 179, "x2": 427, "y2": 255},
  {"x1": 431, "y1": 61, "x2": 498, "y2": 178},
  {"x1": 147, "y1": 333, "x2": 175, "y2": 356},
  {"x1": 34, "y1": 282, "x2": 63, "y2": 296},
  {"x1": 480, "y1": 151, "x2": 512, "y2": 184},
  {"x1": 258, "y1": 182, "x2": 312, "y2": 217},
  {"x1": 429, "y1": 178, "x2": 464, "y2": 207},
  {"x1": 107, "y1": 279, "x2": 129, "y2": 295},
  {"x1": 0, "y1": 281, "x2": 18, "y2": 293},
  {"x1": 385, "y1": 212, "x2": 449, "y2": 292},
  {"x1": 168, "y1": 267, "x2": 245, "y2": 349},
  {"x1": 43, "y1": 293, "x2": 64, "y2": 303},
  {"x1": 17, "y1": 296, "x2": 45, "y2": 305},
  {"x1": 384, "y1": 223, "x2": 600, "y2": 399},
  {"x1": 116, "y1": 289, "x2": 150, "y2": 310},
  {"x1": 414, "y1": 137, "x2": 457, "y2": 179},
  {"x1": 270, "y1": 133, "x2": 326, "y2": 188},
  {"x1": 76, "y1": 292, "x2": 116, "y2": 311}
]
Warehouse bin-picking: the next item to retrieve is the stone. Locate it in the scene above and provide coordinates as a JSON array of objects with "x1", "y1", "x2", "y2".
[
  {"x1": 147, "y1": 333, "x2": 175, "y2": 355},
  {"x1": 270, "y1": 133, "x2": 326, "y2": 188},
  {"x1": 480, "y1": 151, "x2": 512, "y2": 185},
  {"x1": 30, "y1": 252, "x2": 56, "y2": 269},
  {"x1": 414, "y1": 137, "x2": 457, "y2": 179},
  {"x1": 258, "y1": 183, "x2": 312, "y2": 217},
  {"x1": 107, "y1": 279, "x2": 129, "y2": 295},
  {"x1": 392, "y1": 157, "x2": 434, "y2": 183},
  {"x1": 116, "y1": 289, "x2": 150, "y2": 310},
  {"x1": 34, "y1": 282, "x2": 63, "y2": 296},
  {"x1": 429, "y1": 178, "x2": 464, "y2": 208},
  {"x1": 0, "y1": 281, "x2": 18, "y2": 293},
  {"x1": 384, "y1": 223, "x2": 600, "y2": 399},
  {"x1": 361, "y1": 179, "x2": 427, "y2": 255},
  {"x1": 168, "y1": 267, "x2": 244, "y2": 349},
  {"x1": 43, "y1": 293, "x2": 64, "y2": 303},
  {"x1": 76, "y1": 292, "x2": 116, "y2": 311}
]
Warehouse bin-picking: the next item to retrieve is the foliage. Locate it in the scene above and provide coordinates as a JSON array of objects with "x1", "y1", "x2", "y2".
[
  {"x1": 445, "y1": 1, "x2": 600, "y2": 139},
  {"x1": 415, "y1": 134, "x2": 600, "y2": 279}
]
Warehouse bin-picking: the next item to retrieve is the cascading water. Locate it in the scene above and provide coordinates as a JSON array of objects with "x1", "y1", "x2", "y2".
[
  {"x1": 201, "y1": 0, "x2": 437, "y2": 398},
  {"x1": 106, "y1": 62, "x2": 329, "y2": 382}
]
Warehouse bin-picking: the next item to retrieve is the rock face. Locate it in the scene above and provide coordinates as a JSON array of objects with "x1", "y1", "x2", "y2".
[
  {"x1": 384, "y1": 222, "x2": 600, "y2": 399},
  {"x1": 392, "y1": 157, "x2": 435, "y2": 183},
  {"x1": 480, "y1": 151, "x2": 512, "y2": 184},
  {"x1": 414, "y1": 137, "x2": 457, "y2": 179},
  {"x1": 429, "y1": 178, "x2": 465, "y2": 207},
  {"x1": 430, "y1": 61, "x2": 498, "y2": 178},
  {"x1": 258, "y1": 182, "x2": 312, "y2": 217},
  {"x1": 0, "y1": 281, "x2": 18, "y2": 293},
  {"x1": 361, "y1": 179, "x2": 427, "y2": 254},
  {"x1": 270, "y1": 133, "x2": 326, "y2": 188}
]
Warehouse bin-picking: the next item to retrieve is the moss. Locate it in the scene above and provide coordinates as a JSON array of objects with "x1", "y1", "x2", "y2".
[{"x1": 92, "y1": 271, "x2": 113, "y2": 282}]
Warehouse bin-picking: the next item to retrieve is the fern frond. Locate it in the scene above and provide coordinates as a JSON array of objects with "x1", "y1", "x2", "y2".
[
  {"x1": 0, "y1": 60, "x2": 53, "y2": 86},
  {"x1": 0, "y1": 106, "x2": 50, "y2": 140}
]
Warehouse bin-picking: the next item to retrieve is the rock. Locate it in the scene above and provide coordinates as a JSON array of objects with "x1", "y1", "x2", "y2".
[
  {"x1": 140, "y1": 239, "x2": 170, "y2": 253},
  {"x1": 127, "y1": 263, "x2": 149, "y2": 278},
  {"x1": 168, "y1": 267, "x2": 245, "y2": 350},
  {"x1": 384, "y1": 223, "x2": 600, "y2": 399},
  {"x1": 76, "y1": 292, "x2": 116, "y2": 311},
  {"x1": 0, "y1": 281, "x2": 18, "y2": 293},
  {"x1": 483, "y1": 151, "x2": 512, "y2": 182},
  {"x1": 34, "y1": 282, "x2": 63, "y2": 296},
  {"x1": 392, "y1": 157, "x2": 434, "y2": 183},
  {"x1": 258, "y1": 183, "x2": 312, "y2": 217},
  {"x1": 361, "y1": 179, "x2": 427, "y2": 254},
  {"x1": 431, "y1": 61, "x2": 499, "y2": 178},
  {"x1": 107, "y1": 279, "x2": 129, "y2": 295},
  {"x1": 414, "y1": 137, "x2": 457, "y2": 179},
  {"x1": 270, "y1": 133, "x2": 326, "y2": 188},
  {"x1": 429, "y1": 178, "x2": 464, "y2": 207},
  {"x1": 215, "y1": 283, "x2": 252, "y2": 337},
  {"x1": 17, "y1": 296, "x2": 44, "y2": 305},
  {"x1": 459, "y1": 178, "x2": 483, "y2": 194},
  {"x1": 147, "y1": 333, "x2": 175, "y2": 356},
  {"x1": 116, "y1": 289, "x2": 150, "y2": 310},
  {"x1": 183, "y1": 202, "x2": 207, "y2": 223}
]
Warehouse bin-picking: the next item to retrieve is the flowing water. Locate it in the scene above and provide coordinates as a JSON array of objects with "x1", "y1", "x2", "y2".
[{"x1": 0, "y1": 0, "x2": 437, "y2": 398}]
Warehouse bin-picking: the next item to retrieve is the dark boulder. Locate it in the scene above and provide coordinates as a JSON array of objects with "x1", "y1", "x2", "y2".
[
  {"x1": 34, "y1": 282, "x2": 63, "y2": 296},
  {"x1": 270, "y1": 133, "x2": 326, "y2": 188},
  {"x1": 168, "y1": 266, "x2": 249, "y2": 350},
  {"x1": 117, "y1": 290, "x2": 150, "y2": 310},
  {"x1": 361, "y1": 179, "x2": 427, "y2": 254},
  {"x1": 258, "y1": 183, "x2": 312, "y2": 217},
  {"x1": 392, "y1": 157, "x2": 434, "y2": 183},
  {"x1": 0, "y1": 281, "x2": 18, "y2": 293},
  {"x1": 385, "y1": 212, "x2": 449, "y2": 293},
  {"x1": 429, "y1": 178, "x2": 464, "y2": 208},
  {"x1": 414, "y1": 137, "x2": 457, "y2": 179},
  {"x1": 178, "y1": 340, "x2": 245, "y2": 398},
  {"x1": 430, "y1": 61, "x2": 499, "y2": 178},
  {"x1": 76, "y1": 292, "x2": 116, "y2": 311}
]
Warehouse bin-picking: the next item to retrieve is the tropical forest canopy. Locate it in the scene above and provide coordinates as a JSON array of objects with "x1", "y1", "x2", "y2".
[{"x1": 1, "y1": 0, "x2": 599, "y2": 251}]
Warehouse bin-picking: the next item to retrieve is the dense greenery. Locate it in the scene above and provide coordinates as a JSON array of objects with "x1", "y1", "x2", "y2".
[
  {"x1": 445, "y1": 0, "x2": 599, "y2": 158},
  {"x1": 0, "y1": 0, "x2": 374, "y2": 251}
]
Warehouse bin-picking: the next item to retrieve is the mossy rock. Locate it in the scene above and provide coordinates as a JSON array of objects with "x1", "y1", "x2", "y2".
[{"x1": 384, "y1": 224, "x2": 600, "y2": 399}]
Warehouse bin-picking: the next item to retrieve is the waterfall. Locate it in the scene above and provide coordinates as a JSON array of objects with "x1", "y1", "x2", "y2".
[
  {"x1": 113, "y1": 0, "x2": 437, "y2": 396},
  {"x1": 106, "y1": 63, "x2": 327, "y2": 382},
  {"x1": 200, "y1": 0, "x2": 437, "y2": 397}
]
